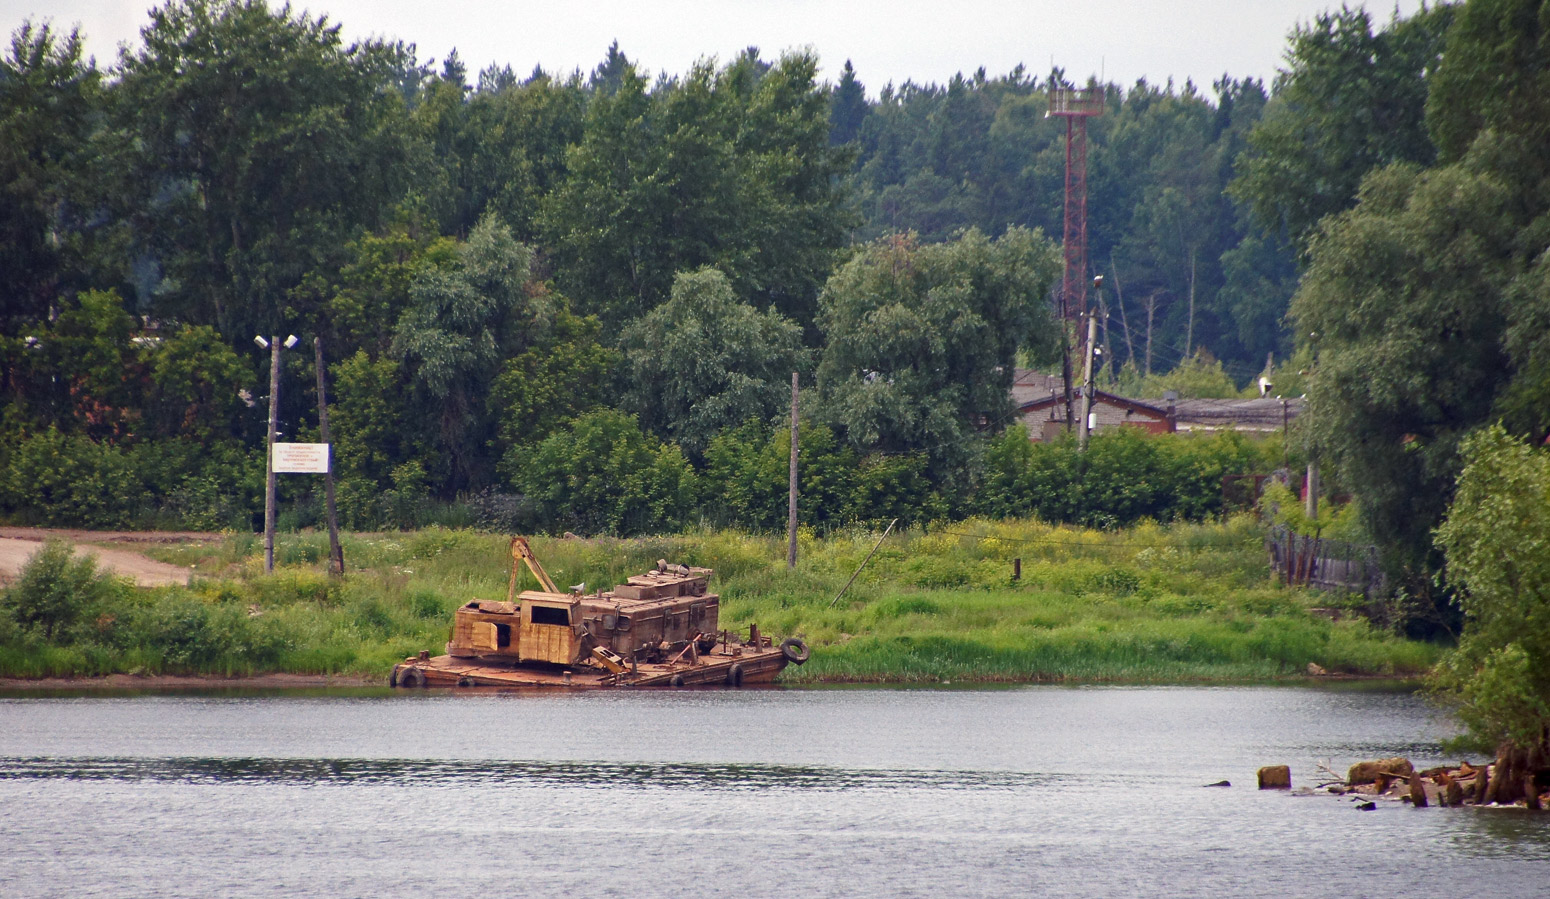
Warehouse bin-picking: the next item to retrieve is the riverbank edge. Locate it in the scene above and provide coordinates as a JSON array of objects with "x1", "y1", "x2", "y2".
[{"x1": 0, "y1": 671, "x2": 1422, "y2": 691}]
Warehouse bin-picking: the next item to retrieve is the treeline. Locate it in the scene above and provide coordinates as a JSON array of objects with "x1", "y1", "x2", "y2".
[
  {"x1": 1231, "y1": 0, "x2": 1550, "y2": 762},
  {"x1": 1254, "y1": 0, "x2": 1550, "y2": 596},
  {"x1": 2, "y1": 0, "x2": 1361, "y2": 533},
  {"x1": 840, "y1": 63, "x2": 1292, "y2": 377}
]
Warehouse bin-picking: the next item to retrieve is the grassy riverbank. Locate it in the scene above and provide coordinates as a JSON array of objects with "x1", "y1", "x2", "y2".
[{"x1": 0, "y1": 517, "x2": 1439, "y2": 682}]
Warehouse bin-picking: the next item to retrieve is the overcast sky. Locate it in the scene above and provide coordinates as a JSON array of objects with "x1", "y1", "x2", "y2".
[{"x1": 8, "y1": 0, "x2": 1427, "y2": 93}]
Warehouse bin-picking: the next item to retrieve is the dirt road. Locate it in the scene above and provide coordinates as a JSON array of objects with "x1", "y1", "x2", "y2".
[{"x1": 0, "y1": 528, "x2": 212, "y2": 588}]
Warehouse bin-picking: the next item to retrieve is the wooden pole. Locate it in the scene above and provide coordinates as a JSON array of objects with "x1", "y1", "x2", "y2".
[
  {"x1": 787, "y1": 372, "x2": 799, "y2": 570},
  {"x1": 1281, "y1": 399, "x2": 1289, "y2": 466},
  {"x1": 1110, "y1": 252, "x2": 1135, "y2": 371},
  {"x1": 1305, "y1": 458, "x2": 1320, "y2": 521},
  {"x1": 263, "y1": 336, "x2": 279, "y2": 574},
  {"x1": 829, "y1": 518, "x2": 898, "y2": 608},
  {"x1": 314, "y1": 337, "x2": 344, "y2": 576}
]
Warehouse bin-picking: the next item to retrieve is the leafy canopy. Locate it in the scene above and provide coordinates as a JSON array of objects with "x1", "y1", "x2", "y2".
[
  {"x1": 1230, "y1": 5, "x2": 1452, "y2": 255},
  {"x1": 618, "y1": 267, "x2": 807, "y2": 456},
  {"x1": 1433, "y1": 426, "x2": 1550, "y2": 753},
  {"x1": 114, "y1": 0, "x2": 414, "y2": 336},
  {"x1": 816, "y1": 227, "x2": 1061, "y2": 483},
  {"x1": 513, "y1": 409, "x2": 697, "y2": 537}
]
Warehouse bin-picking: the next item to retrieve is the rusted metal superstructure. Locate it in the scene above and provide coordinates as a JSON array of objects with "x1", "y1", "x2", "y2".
[
  {"x1": 390, "y1": 537, "x2": 808, "y2": 688},
  {"x1": 1046, "y1": 85, "x2": 1105, "y2": 324}
]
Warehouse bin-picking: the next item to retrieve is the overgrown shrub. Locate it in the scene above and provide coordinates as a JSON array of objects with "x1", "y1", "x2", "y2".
[
  {"x1": 514, "y1": 410, "x2": 698, "y2": 536},
  {"x1": 1, "y1": 540, "x2": 126, "y2": 641},
  {"x1": 976, "y1": 427, "x2": 1272, "y2": 528},
  {"x1": 702, "y1": 419, "x2": 859, "y2": 531},
  {"x1": 0, "y1": 428, "x2": 145, "y2": 527}
]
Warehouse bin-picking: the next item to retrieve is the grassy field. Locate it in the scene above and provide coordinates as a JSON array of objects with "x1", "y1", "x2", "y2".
[{"x1": 0, "y1": 516, "x2": 1439, "y2": 682}]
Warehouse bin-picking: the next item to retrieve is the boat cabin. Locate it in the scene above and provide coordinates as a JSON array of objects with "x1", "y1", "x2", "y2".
[{"x1": 446, "y1": 562, "x2": 720, "y2": 667}]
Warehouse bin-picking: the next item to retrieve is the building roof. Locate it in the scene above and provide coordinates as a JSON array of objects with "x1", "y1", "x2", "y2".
[
  {"x1": 1011, "y1": 369, "x2": 1305, "y2": 432},
  {"x1": 1169, "y1": 397, "x2": 1303, "y2": 431},
  {"x1": 1016, "y1": 388, "x2": 1172, "y2": 420}
]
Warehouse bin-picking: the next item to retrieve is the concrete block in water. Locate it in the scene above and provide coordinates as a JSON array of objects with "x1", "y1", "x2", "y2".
[{"x1": 1258, "y1": 765, "x2": 1292, "y2": 789}]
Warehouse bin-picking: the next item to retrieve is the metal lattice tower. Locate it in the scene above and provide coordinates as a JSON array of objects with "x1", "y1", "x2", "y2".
[{"x1": 1046, "y1": 86, "x2": 1105, "y2": 322}]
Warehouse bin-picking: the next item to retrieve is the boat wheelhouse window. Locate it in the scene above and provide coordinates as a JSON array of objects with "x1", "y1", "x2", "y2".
[{"x1": 530, "y1": 605, "x2": 570, "y2": 626}]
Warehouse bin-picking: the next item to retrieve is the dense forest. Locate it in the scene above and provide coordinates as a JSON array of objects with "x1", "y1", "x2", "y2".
[{"x1": 2, "y1": 0, "x2": 1545, "y2": 560}]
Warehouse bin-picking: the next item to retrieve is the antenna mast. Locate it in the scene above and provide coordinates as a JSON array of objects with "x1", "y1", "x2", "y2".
[{"x1": 1047, "y1": 84, "x2": 1105, "y2": 429}]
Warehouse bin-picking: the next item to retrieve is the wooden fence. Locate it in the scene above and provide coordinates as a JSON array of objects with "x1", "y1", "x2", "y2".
[{"x1": 1266, "y1": 525, "x2": 1385, "y2": 598}]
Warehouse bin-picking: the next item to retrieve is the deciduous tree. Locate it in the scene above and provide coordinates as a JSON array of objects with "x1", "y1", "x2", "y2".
[
  {"x1": 1230, "y1": 5, "x2": 1453, "y2": 255},
  {"x1": 815, "y1": 227, "x2": 1060, "y2": 487},
  {"x1": 618, "y1": 268, "x2": 807, "y2": 455},
  {"x1": 1291, "y1": 160, "x2": 1516, "y2": 610},
  {"x1": 0, "y1": 23, "x2": 103, "y2": 332},
  {"x1": 1433, "y1": 425, "x2": 1550, "y2": 765},
  {"x1": 392, "y1": 213, "x2": 541, "y2": 492},
  {"x1": 113, "y1": 0, "x2": 416, "y2": 337}
]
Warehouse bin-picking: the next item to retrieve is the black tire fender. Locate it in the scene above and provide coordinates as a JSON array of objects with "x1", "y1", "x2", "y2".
[
  {"x1": 669, "y1": 674, "x2": 686, "y2": 688},
  {"x1": 399, "y1": 666, "x2": 427, "y2": 688},
  {"x1": 389, "y1": 665, "x2": 402, "y2": 688},
  {"x1": 780, "y1": 637, "x2": 810, "y2": 665},
  {"x1": 456, "y1": 675, "x2": 474, "y2": 687},
  {"x1": 726, "y1": 663, "x2": 744, "y2": 688}
]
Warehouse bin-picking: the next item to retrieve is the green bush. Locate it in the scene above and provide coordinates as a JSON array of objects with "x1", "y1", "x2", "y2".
[
  {"x1": 407, "y1": 589, "x2": 446, "y2": 619},
  {"x1": 249, "y1": 569, "x2": 343, "y2": 607},
  {"x1": 0, "y1": 428, "x2": 145, "y2": 527},
  {"x1": 702, "y1": 419, "x2": 859, "y2": 531},
  {"x1": 127, "y1": 597, "x2": 225, "y2": 669},
  {"x1": 515, "y1": 410, "x2": 698, "y2": 536},
  {"x1": 902, "y1": 557, "x2": 971, "y2": 589},
  {"x1": 976, "y1": 427, "x2": 1272, "y2": 528},
  {"x1": 1, "y1": 540, "x2": 125, "y2": 641}
]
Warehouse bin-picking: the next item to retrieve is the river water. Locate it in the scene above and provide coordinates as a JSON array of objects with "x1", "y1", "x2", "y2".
[{"x1": 1, "y1": 684, "x2": 1546, "y2": 897}]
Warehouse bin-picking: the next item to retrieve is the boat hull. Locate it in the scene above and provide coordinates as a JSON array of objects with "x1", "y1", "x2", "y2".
[{"x1": 391, "y1": 643, "x2": 790, "y2": 689}]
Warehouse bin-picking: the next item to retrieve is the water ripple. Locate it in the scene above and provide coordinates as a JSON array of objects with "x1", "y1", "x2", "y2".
[{"x1": 0, "y1": 756, "x2": 1076, "y2": 791}]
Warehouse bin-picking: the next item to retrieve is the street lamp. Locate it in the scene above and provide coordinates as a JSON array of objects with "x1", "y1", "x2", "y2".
[{"x1": 257, "y1": 334, "x2": 299, "y2": 573}]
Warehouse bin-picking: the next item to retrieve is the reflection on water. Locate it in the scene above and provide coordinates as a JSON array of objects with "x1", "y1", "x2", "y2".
[{"x1": 1, "y1": 685, "x2": 1547, "y2": 899}]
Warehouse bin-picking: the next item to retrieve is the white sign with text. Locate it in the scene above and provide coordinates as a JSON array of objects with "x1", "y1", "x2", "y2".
[{"x1": 273, "y1": 442, "x2": 330, "y2": 474}]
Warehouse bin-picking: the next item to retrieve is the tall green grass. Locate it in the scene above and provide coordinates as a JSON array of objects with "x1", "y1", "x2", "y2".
[{"x1": 0, "y1": 517, "x2": 1440, "y2": 681}]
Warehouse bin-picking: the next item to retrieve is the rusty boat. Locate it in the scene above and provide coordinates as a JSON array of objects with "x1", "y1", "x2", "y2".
[{"x1": 390, "y1": 537, "x2": 809, "y2": 689}]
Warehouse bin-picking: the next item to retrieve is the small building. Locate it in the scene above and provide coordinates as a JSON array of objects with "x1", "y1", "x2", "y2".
[
  {"x1": 1015, "y1": 387, "x2": 1174, "y2": 442},
  {"x1": 1009, "y1": 369, "x2": 1304, "y2": 442},
  {"x1": 1169, "y1": 397, "x2": 1303, "y2": 435}
]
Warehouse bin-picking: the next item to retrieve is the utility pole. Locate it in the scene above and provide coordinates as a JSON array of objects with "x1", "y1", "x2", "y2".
[
  {"x1": 787, "y1": 372, "x2": 799, "y2": 569},
  {"x1": 1061, "y1": 328, "x2": 1076, "y2": 433},
  {"x1": 256, "y1": 334, "x2": 298, "y2": 574},
  {"x1": 1305, "y1": 456, "x2": 1319, "y2": 521},
  {"x1": 314, "y1": 337, "x2": 344, "y2": 577},
  {"x1": 1078, "y1": 312, "x2": 1098, "y2": 452},
  {"x1": 260, "y1": 336, "x2": 281, "y2": 574}
]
